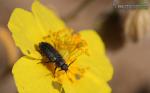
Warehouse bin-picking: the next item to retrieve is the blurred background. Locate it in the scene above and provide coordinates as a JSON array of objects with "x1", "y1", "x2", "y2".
[{"x1": 0, "y1": 0, "x2": 150, "y2": 93}]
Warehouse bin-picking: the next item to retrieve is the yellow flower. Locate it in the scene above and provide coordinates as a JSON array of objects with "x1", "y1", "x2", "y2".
[{"x1": 8, "y1": 1, "x2": 113, "y2": 93}]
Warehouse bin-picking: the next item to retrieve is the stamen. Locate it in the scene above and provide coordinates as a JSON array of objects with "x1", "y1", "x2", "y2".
[{"x1": 43, "y1": 28, "x2": 88, "y2": 83}]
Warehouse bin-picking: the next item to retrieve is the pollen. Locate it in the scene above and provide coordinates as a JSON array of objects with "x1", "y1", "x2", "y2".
[{"x1": 42, "y1": 28, "x2": 88, "y2": 83}]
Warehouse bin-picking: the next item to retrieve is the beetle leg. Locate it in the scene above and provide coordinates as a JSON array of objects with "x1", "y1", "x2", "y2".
[
  {"x1": 24, "y1": 55, "x2": 42, "y2": 60},
  {"x1": 54, "y1": 67, "x2": 57, "y2": 78},
  {"x1": 37, "y1": 60, "x2": 53, "y2": 64}
]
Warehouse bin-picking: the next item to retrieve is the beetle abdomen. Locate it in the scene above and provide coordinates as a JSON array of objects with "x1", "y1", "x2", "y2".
[{"x1": 39, "y1": 42, "x2": 61, "y2": 61}]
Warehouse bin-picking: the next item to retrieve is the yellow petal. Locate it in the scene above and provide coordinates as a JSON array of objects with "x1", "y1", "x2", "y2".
[
  {"x1": 32, "y1": 1, "x2": 66, "y2": 32},
  {"x1": 63, "y1": 71, "x2": 111, "y2": 93},
  {"x1": 8, "y1": 8, "x2": 43, "y2": 58},
  {"x1": 78, "y1": 30, "x2": 113, "y2": 81},
  {"x1": 12, "y1": 57, "x2": 59, "y2": 93}
]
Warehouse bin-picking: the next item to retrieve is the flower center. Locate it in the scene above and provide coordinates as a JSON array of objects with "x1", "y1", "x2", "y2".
[{"x1": 41, "y1": 28, "x2": 88, "y2": 83}]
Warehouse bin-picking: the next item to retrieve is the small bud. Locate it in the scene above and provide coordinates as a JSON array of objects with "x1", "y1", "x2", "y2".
[{"x1": 125, "y1": 9, "x2": 150, "y2": 42}]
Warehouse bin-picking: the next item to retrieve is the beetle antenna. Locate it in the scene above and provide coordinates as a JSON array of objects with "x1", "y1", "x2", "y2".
[{"x1": 68, "y1": 58, "x2": 77, "y2": 67}]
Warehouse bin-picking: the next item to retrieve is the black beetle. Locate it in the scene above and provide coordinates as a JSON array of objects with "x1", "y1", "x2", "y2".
[{"x1": 39, "y1": 42, "x2": 69, "y2": 72}]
